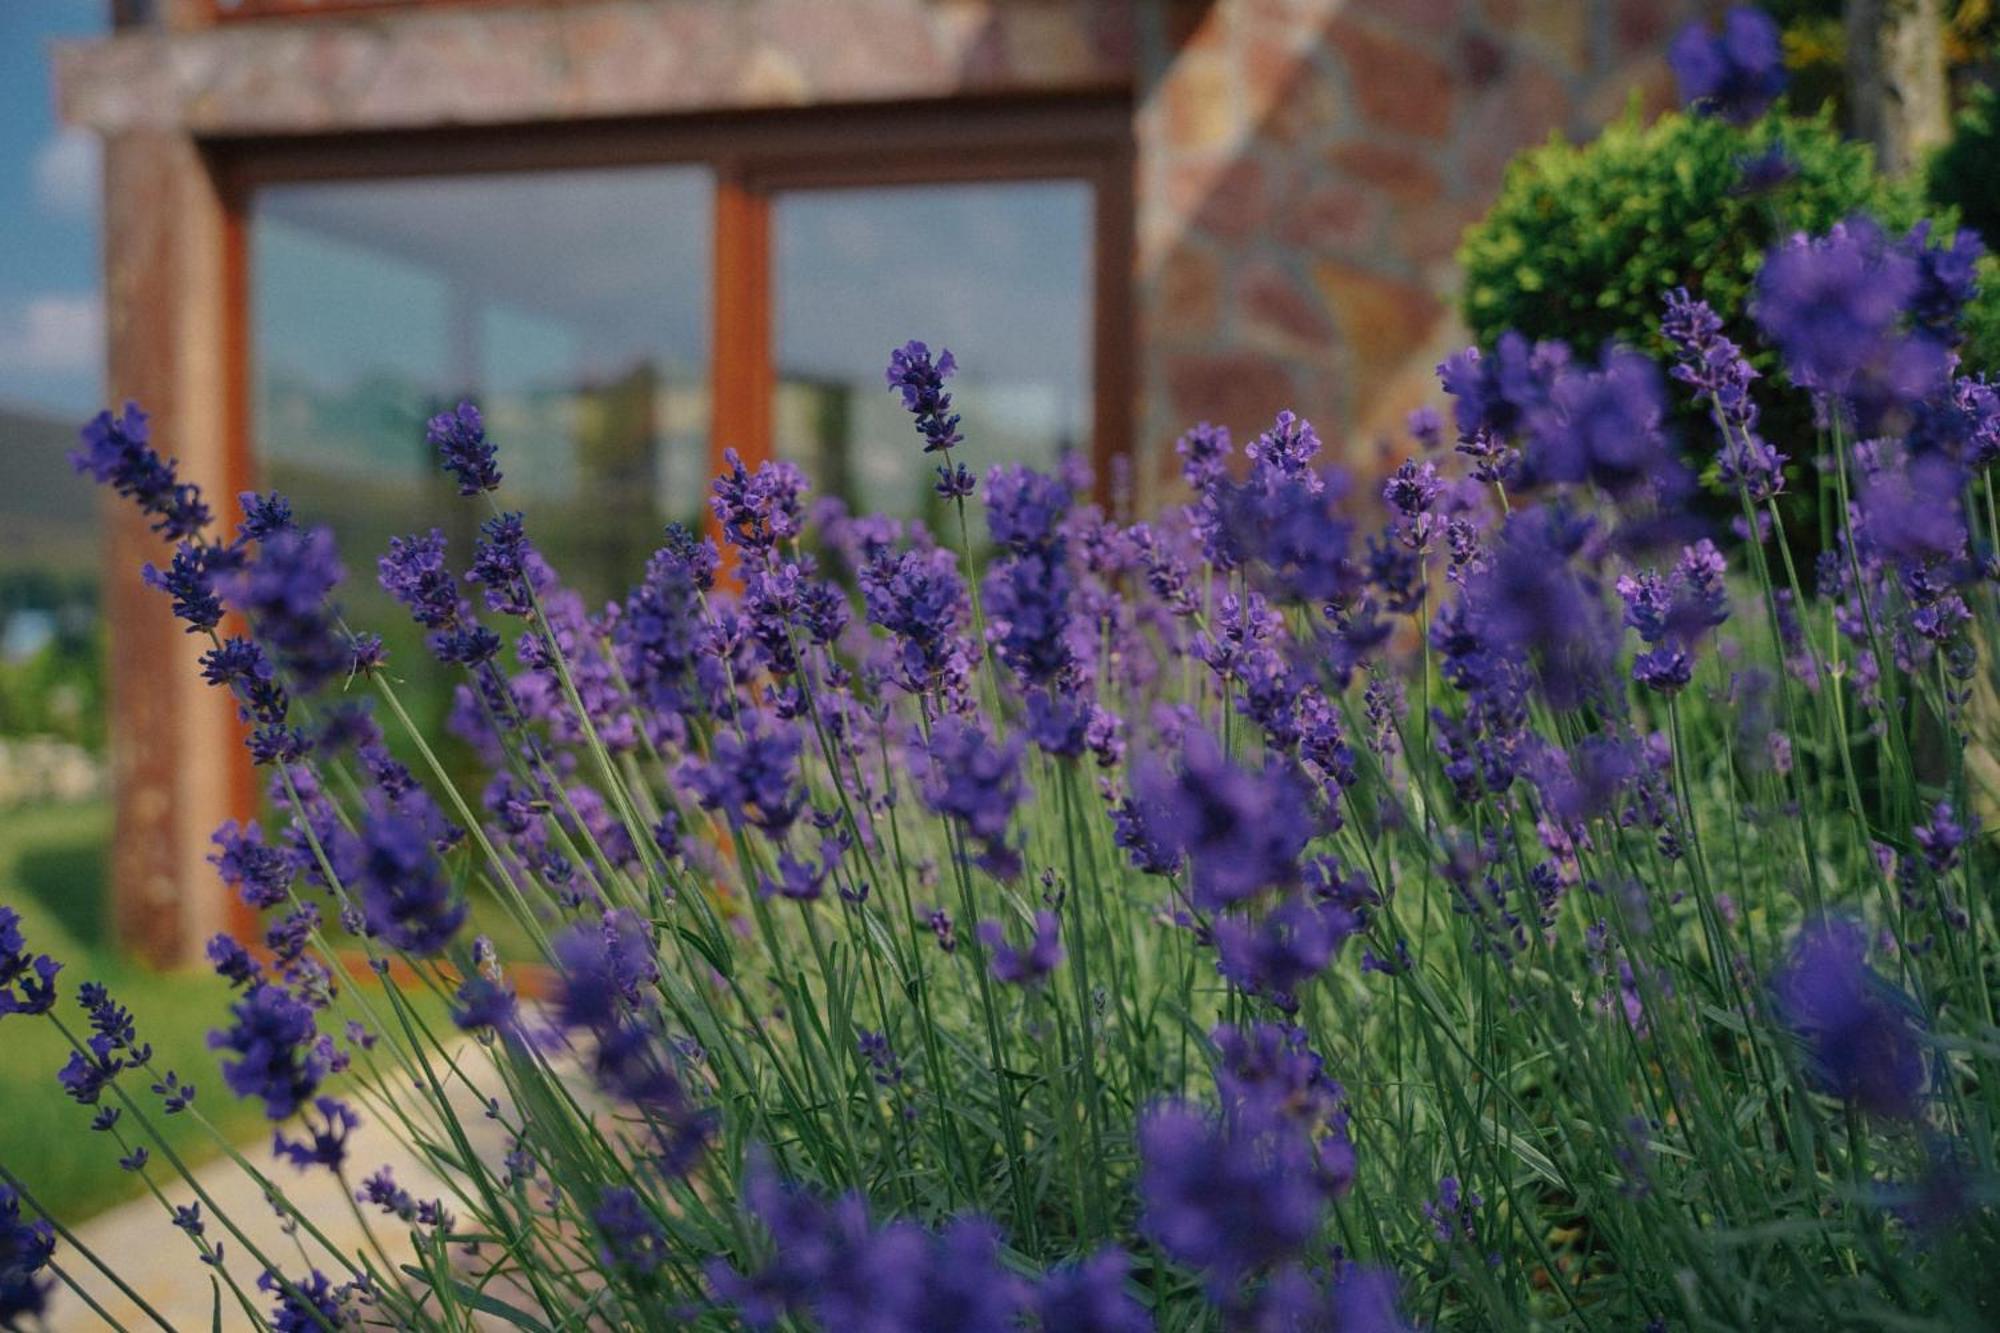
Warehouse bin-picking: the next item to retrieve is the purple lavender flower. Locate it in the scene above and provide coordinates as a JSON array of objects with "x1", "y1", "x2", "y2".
[
  {"x1": 1130, "y1": 729, "x2": 1314, "y2": 910},
  {"x1": 468, "y1": 510, "x2": 540, "y2": 616},
  {"x1": 908, "y1": 1217, "x2": 1032, "y2": 1333},
  {"x1": 70, "y1": 403, "x2": 211, "y2": 540},
  {"x1": 617, "y1": 528, "x2": 714, "y2": 719},
  {"x1": 1459, "y1": 505, "x2": 1616, "y2": 709},
  {"x1": 885, "y1": 340, "x2": 965, "y2": 454},
  {"x1": 681, "y1": 715, "x2": 806, "y2": 840},
  {"x1": 356, "y1": 796, "x2": 467, "y2": 957},
  {"x1": 202, "y1": 637, "x2": 287, "y2": 726},
  {"x1": 1383, "y1": 458, "x2": 1443, "y2": 521},
  {"x1": 712, "y1": 1159, "x2": 1027, "y2": 1333},
  {"x1": 711, "y1": 450, "x2": 807, "y2": 564},
  {"x1": 1912, "y1": 800, "x2": 1970, "y2": 874},
  {"x1": 1211, "y1": 1023, "x2": 1349, "y2": 1146},
  {"x1": 983, "y1": 546, "x2": 1076, "y2": 688},
  {"x1": 553, "y1": 912, "x2": 658, "y2": 1034},
  {"x1": 428, "y1": 401, "x2": 501, "y2": 496},
  {"x1": 1407, "y1": 406, "x2": 1444, "y2": 451},
  {"x1": 141, "y1": 542, "x2": 227, "y2": 634},
  {"x1": 1525, "y1": 348, "x2": 1686, "y2": 500},
  {"x1": 1662, "y1": 288, "x2": 1787, "y2": 500},
  {"x1": 209, "y1": 982, "x2": 326, "y2": 1121},
  {"x1": 1217, "y1": 469, "x2": 1362, "y2": 606},
  {"x1": 230, "y1": 525, "x2": 349, "y2": 692},
  {"x1": 1770, "y1": 918, "x2": 1928, "y2": 1120},
  {"x1": 594, "y1": 1186, "x2": 668, "y2": 1273},
  {"x1": 0, "y1": 1183, "x2": 55, "y2": 1328},
  {"x1": 207, "y1": 934, "x2": 263, "y2": 989},
  {"x1": 380, "y1": 530, "x2": 464, "y2": 628},
  {"x1": 258, "y1": 1268, "x2": 347, "y2": 1333},
  {"x1": 1733, "y1": 142, "x2": 1798, "y2": 195},
  {"x1": 1902, "y1": 219, "x2": 1985, "y2": 338},
  {"x1": 1669, "y1": 5, "x2": 1786, "y2": 125},
  {"x1": 935, "y1": 461, "x2": 976, "y2": 500},
  {"x1": 1212, "y1": 894, "x2": 1357, "y2": 1012},
  {"x1": 985, "y1": 463, "x2": 1072, "y2": 555},
  {"x1": 1138, "y1": 1101, "x2": 1324, "y2": 1293},
  {"x1": 911, "y1": 718, "x2": 1025, "y2": 878},
  {"x1": 1177, "y1": 421, "x2": 1233, "y2": 493},
  {"x1": 1753, "y1": 219, "x2": 1925, "y2": 401},
  {"x1": 976, "y1": 911, "x2": 1063, "y2": 986},
  {"x1": 237, "y1": 490, "x2": 294, "y2": 541},
  {"x1": 272, "y1": 1096, "x2": 359, "y2": 1173},
  {"x1": 1438, "y1": 332, "x2": 1566, "y2": 449},
  {"x1": 452, "y1": 976, "x2": 519, "y2": 1035},
  {"x1": 1616, "y1": 540, "x2": 1730, "y2": 694},
  {"x1": 708, "y1": 1163, "x2": 922, "y2": 1327},
  {"x1": 209, "y1": 820, "x2": 296, "y2": 911},
  {"x1": 1034, "y1": 1248, "x2": 1150, "y2": 1333},
  {"x1": 0, "y1": 907, "x2": 60, "y2": 1021},
  {"x1": 861, "y1": 546, "x2": 972, "y2": 699},
  {"x1": 1245, "y1": 410, "x2": 1322, "y2": 481}
]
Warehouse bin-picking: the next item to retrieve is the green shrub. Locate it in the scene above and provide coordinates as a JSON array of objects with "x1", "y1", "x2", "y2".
[
  {"x1": 1930, "y1": 83, "x2": 2000, "y2": 243},
  {"x1": 1930, "y1": 83, "x2": 2000, "y2": 372},
  {"x1": 1460, "y1": 107, "x2": 1926, "y2": 365}
]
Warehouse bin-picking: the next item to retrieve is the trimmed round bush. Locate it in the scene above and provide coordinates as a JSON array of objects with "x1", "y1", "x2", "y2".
[{"x1": 1459, "y1": 108, "x2": 1926, "y2": 365}]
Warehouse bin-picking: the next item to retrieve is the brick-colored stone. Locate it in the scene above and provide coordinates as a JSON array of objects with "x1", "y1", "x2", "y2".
[
  {"x1": 1237, "y1": 259, "x2": 1336, "y2": 356},
  {"x1": 1166, "y1": 156, "x2": 1274, "y2": 243},
  {"x1": 1243, "y1": 35, "x2": 1340, "y2": 147},
  {"x1": 1314, "y1": 261, "x2": 1446, "y2": 407},
  {"x1": 1616, "y1": 0, "x2": 1688, "y2": 60},
  {"x1": 1514, "y1": 0, "x2": 1592, "y2": 73},
  {"x1": 1167, "y1": 351, "x2": 1301, "y2": 441},
  {"x1": 1459, "y1": 58, "x2": 1571, "y2": 194},
  {"x1": 1165, "y1": 51, "x2": 1240, "y2": 154},
  {"x1": 1350, "y1": 0, "x2": 1463, "y2": 35},
  {"x1": 1392, "y1": 195, "x2": 1484, "y2": 268},
  {"x1": 1329, "y1": 141, "x2": 1443, "y2": 206},
  {"x1": 1272, "y1": 178, "x2": 1378, "y2": 250},
  {"x1": 1155, "y1": 245, "x2": 1223, "y2": 338},
  {"x1": 1328, "y1": 19, "x2": 1456, "y2": 141}
]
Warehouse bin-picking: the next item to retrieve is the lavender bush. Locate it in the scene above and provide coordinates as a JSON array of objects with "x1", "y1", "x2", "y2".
[{"x1": 8, "y1": 28, "x2": 2000, "y2": 1333}]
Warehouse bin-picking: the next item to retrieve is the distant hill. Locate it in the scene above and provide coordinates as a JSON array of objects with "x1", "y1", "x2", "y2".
[{"x1": 0, "y1": 402, "x2": 100, "y2": 578}]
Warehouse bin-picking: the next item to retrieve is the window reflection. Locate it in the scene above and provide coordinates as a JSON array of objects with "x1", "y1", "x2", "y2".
[
  {"x1": 773, "y1": 181, "x2": 1093, "y2": 524},
  {"x1": 253, "y1": 167, "x2": 712, "y2": 728}
]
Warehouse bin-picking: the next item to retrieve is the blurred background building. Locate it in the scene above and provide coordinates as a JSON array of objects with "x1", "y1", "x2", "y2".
[{"x1": 44, "y1": 0, "x2": 1691, "y2": 963}]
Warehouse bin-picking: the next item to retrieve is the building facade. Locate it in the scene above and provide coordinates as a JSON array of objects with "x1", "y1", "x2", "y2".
[{"x1": 58, "y1": 0, "x2": 1688, "y2": 964}]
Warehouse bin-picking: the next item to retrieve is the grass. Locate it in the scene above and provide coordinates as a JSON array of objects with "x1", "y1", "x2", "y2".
[{"x1": 0, "y1": 799, "x2": 268, "y2": 1222}]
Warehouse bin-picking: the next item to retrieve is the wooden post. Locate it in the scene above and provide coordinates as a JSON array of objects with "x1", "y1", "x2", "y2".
[{"x1": 99, "y1": 131, "x2": 242, "y2": 967}]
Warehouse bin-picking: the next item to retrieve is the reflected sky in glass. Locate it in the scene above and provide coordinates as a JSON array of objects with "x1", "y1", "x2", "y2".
[
  {"x1": 253, "y1": 166, "x2": 713, "y2": 732},
  {"x1": 773, "y1": 181, "x2": 1092, "y2": 521}
]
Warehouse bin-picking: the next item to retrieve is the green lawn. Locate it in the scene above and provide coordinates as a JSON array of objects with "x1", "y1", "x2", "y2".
[{"x1": 0, "y1": 800, "x2": 268, "y2": 1223}]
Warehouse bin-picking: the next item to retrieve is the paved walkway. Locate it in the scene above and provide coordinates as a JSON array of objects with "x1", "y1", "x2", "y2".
[{"x1": 47, "y1": 1044, "x2": 509, "y2": 1331}]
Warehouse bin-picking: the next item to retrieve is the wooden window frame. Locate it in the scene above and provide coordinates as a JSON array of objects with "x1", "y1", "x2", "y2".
[
  {"x1": 211, "y1": 94, "x2": 1133, "y2": 509},
  {"x1": 205, "y1": 95, "x2": 1133, "y2": 940}
]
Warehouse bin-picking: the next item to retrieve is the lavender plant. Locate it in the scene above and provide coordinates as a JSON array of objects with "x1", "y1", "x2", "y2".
[{"x1": 8, "y1": 36, "x2": 2000, "y2": 1333}]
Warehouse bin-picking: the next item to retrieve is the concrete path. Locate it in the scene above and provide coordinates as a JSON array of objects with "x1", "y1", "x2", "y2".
[{"x1": 46, "y1": 1044, "x2": 512, "y2": 1331}]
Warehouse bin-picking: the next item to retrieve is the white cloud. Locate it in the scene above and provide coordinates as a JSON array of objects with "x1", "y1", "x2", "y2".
[
  {"x1": 33, "y1": 129, "x2": 99, "y2": 221},
  {"x1": 0, "y1": 295, "x2": 103, "y2": 375}
]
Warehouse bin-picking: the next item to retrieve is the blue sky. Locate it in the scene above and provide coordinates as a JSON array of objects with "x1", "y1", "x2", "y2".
[{"x1": 1, "y1": 1, "x2": 105, "y2": 421}]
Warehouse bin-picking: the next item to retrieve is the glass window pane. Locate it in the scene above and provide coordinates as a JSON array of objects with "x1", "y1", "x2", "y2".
[
  {"x1": 252, "y1": 166, "x2": 713, "y2": 734},
  {"x1": 773, "y1": 181, "x2": 1093, "y2": 523}
]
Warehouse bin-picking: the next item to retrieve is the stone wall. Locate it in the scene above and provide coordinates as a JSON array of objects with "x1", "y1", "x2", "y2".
[{"x1": 1131, "y1": 0, "x2": 1690, "y2": 498}]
